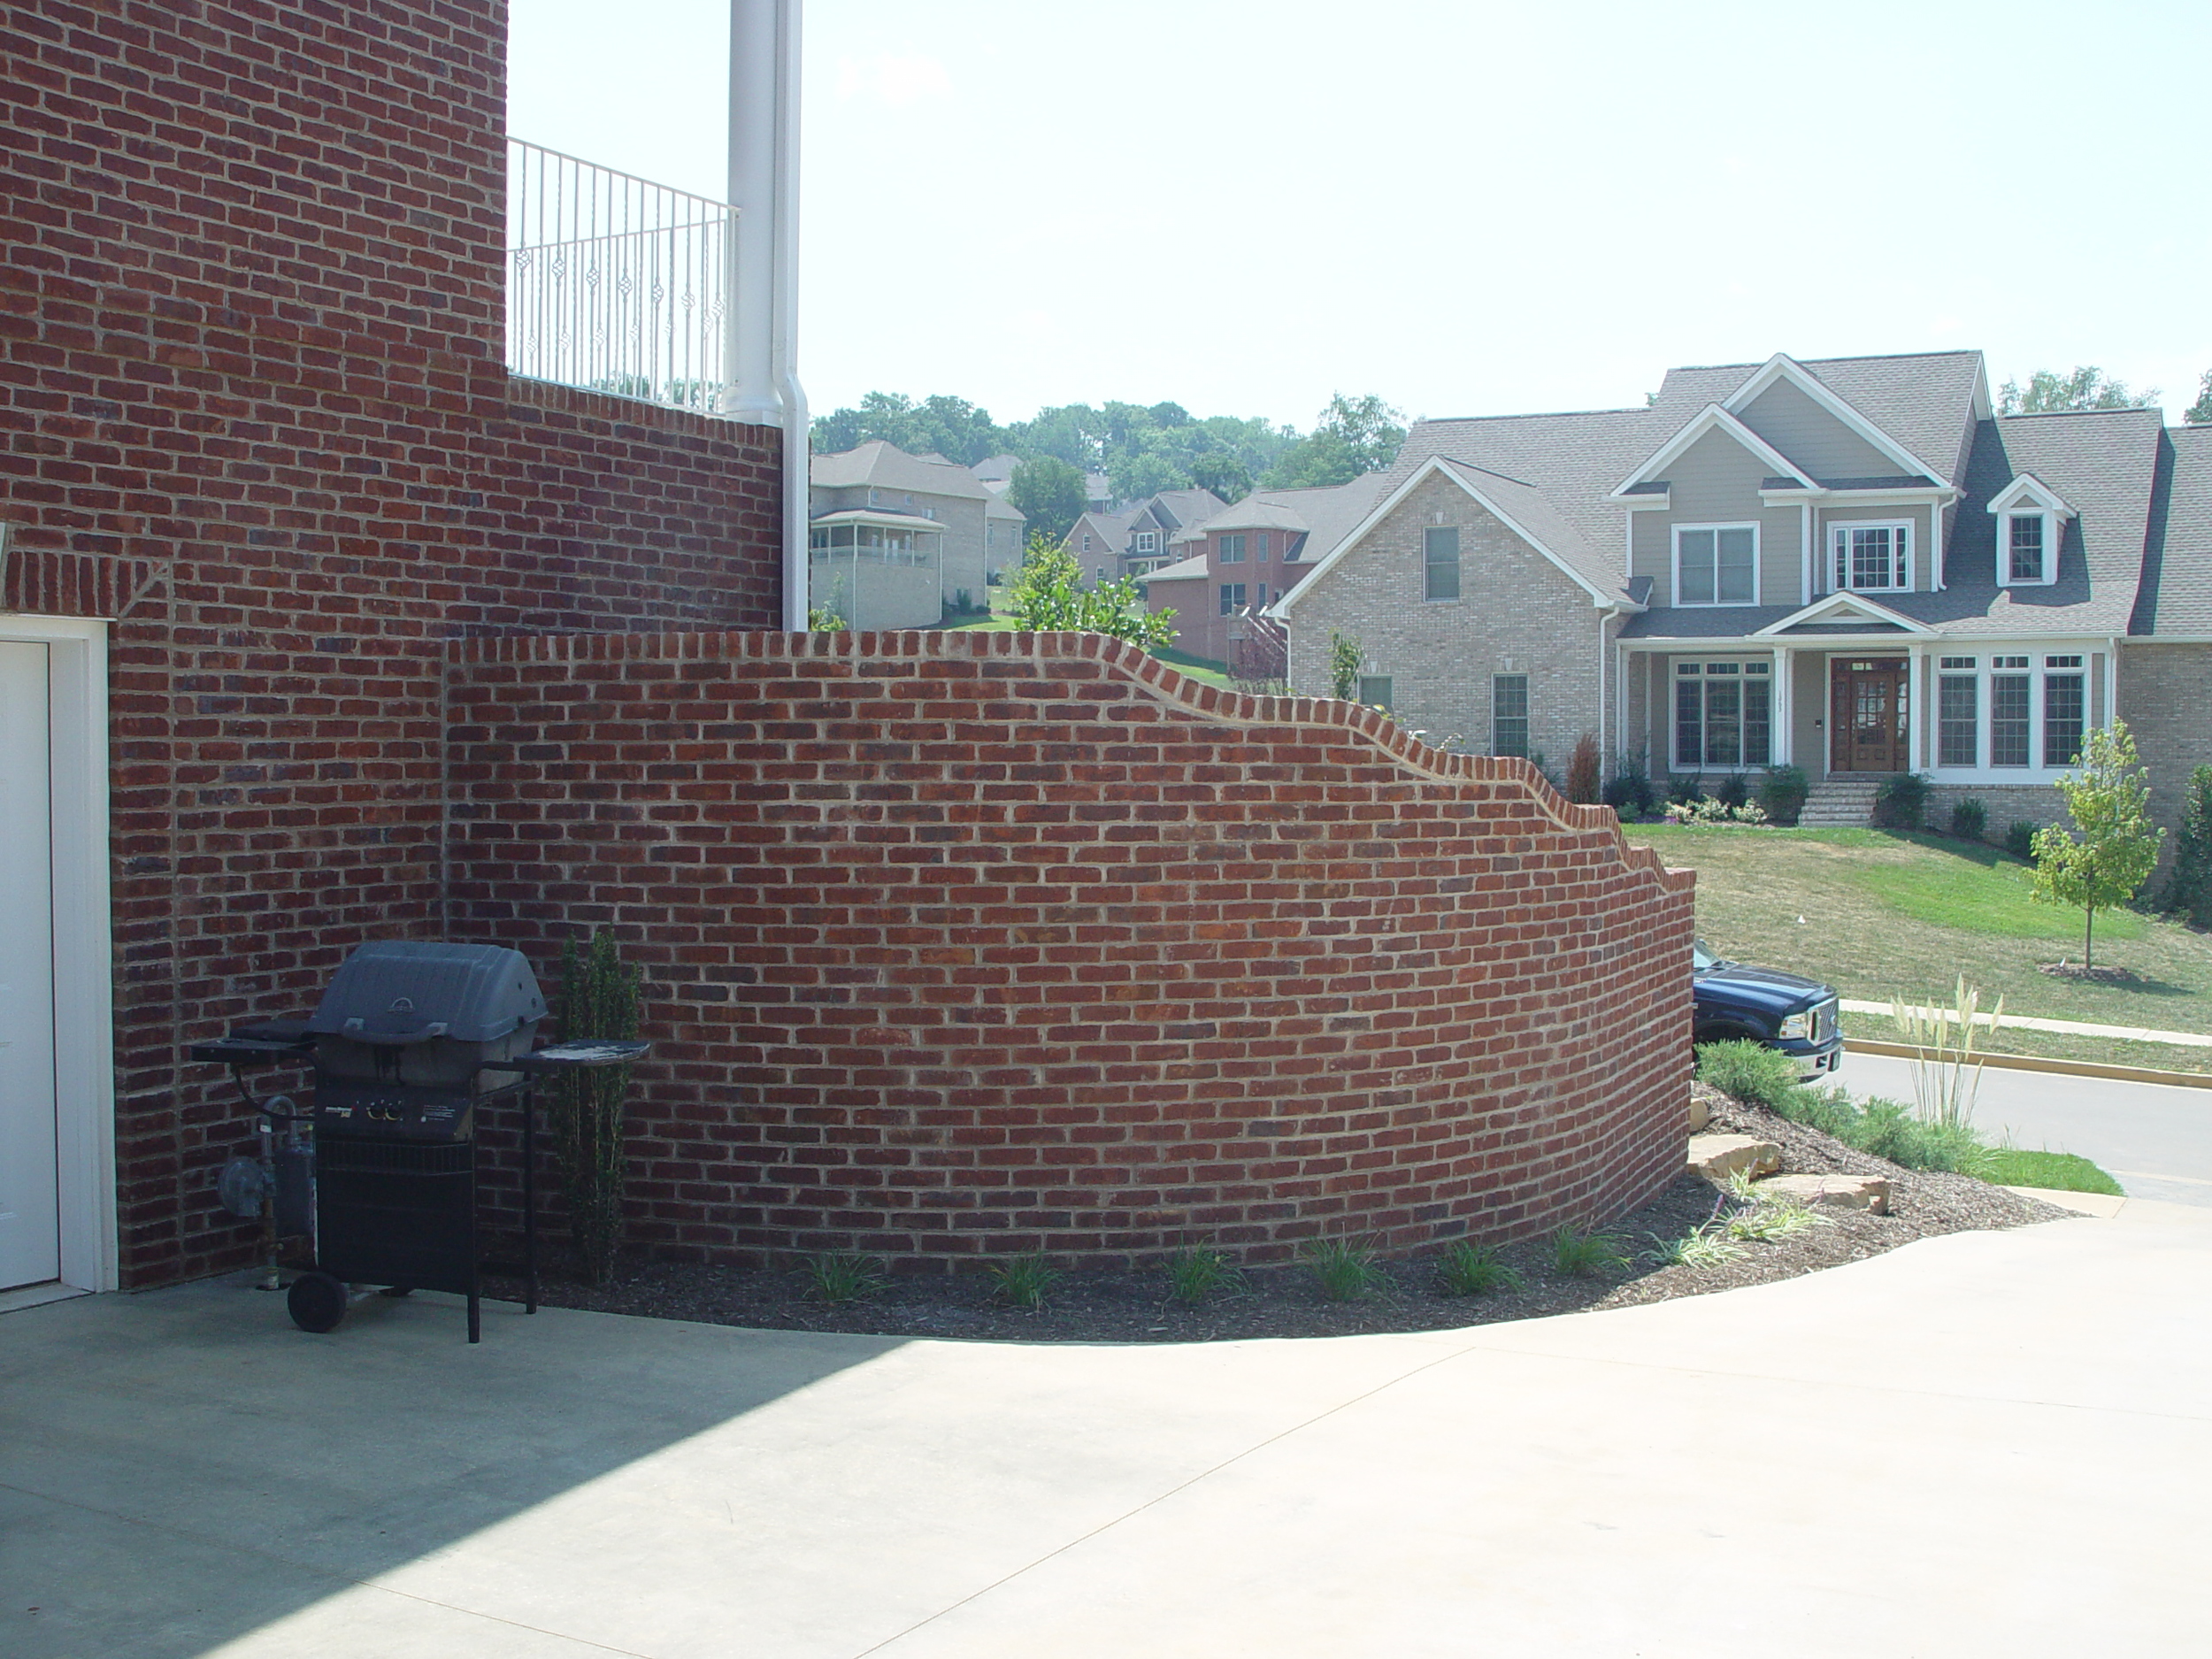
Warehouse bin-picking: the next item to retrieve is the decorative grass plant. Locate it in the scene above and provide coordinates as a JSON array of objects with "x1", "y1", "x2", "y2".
[
  {"x1": 987, "y1": 1252, "x2": 1063, "y2": 1310},
  {"x1": 1549, "y1": 1225, "x2": 1630, "y2": 1278},
  {"x1": 1435, "y1": 1240, "x2": 1525, "y2": 1297},
  {"x1": 1164, "y1": 1247, "x2": 1245, "y2": 1305},
  {"x1": 1301, "y1": 1236, "x2": 1388, "y2": 1302},
  {"x1": 804, "y1": 1252, "x2": 889, "y2": 1306},
  {"x1": 551, "y1": 931, "x2": 642, "y2": 1287}
]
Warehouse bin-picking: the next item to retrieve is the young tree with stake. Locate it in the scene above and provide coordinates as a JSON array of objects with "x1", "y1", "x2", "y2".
[{"x1": 2029, "y1": 720, "x2": 2164, "y2": 970}]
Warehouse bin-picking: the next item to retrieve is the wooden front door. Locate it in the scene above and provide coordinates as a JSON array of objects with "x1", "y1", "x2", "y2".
[{"x1": 1831, "y1": 658, "x2": 1908, "y2": 773}]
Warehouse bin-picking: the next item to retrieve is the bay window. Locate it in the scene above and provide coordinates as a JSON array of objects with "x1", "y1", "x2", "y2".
[
  {"x1": 1674, "y1": 659, "x2": 1771, "y2": 769},
  {"x1": 1674, "y1": 524, "x2": 1758, "y2": 606}
]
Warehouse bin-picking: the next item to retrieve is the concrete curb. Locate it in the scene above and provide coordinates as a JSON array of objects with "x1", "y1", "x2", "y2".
[{"x1": 1847, "y1": 1038, "x2": 2212, "y2": 1091}]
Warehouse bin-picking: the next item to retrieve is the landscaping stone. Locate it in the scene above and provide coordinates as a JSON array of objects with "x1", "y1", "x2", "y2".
[
  {"x1": 1687, "y1": 1133, "x2": 1782, "y2": 1181},
  {"x1": 1756, "y1": 1172, "x2": 1893, "y2": 1214}
]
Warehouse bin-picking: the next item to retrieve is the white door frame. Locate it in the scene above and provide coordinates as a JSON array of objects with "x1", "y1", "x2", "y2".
[{"x1": 0, "y1": 614, "x2": 115, "y2": 1292}]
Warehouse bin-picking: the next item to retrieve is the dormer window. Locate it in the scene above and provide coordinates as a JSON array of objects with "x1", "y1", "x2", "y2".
[
  {"x1": 2005, "y1": 513, "x2": 2048, "y2": 584},
  {"x1": 1988, "y1": 475, "x2": 2071, "y2": 588},
  {"x1": 1831, "y1": 522, "x2": 1911, "y2": 593},
  {"x1": 1134, "y1": 531, "x2": 1157, "y2": 554}
]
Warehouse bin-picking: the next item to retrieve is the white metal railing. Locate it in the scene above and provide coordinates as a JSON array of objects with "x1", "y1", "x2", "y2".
[{"x1": 505, "y1": 139, "x2": 736, "y2": 411}]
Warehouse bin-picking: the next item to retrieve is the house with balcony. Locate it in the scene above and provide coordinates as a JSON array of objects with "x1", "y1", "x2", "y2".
[
  {"x1": 1141, "y1": 475, "x2": 1390, "y2": 669},
  {"x1": 810, "y1": 441, "x2": 1025, "y2": 623},
  {"x1": 1276, "y1": 350, "x2": 2212, "y2": 832}
]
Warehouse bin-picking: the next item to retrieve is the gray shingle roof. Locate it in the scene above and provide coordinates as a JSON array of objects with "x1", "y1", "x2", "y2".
[
  {"x1": 811, "y1": 440, "x2": 995, "y2": 500},
  {"x1": 1655, "y1": 351, "x2": 1986, "y2": 486},
  {"x1": 2131, "y1": 424, "x2": 2212, "y2": 636}
]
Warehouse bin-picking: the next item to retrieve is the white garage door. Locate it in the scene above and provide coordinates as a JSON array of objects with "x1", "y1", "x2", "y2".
[{"x1": 0, "y1": 640, "x2": 58, "y2": 1290}]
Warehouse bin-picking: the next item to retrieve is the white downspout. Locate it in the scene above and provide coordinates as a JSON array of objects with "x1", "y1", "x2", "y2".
[{"x1": 728, "y1": 0, "x2": 809, "y2": 631}]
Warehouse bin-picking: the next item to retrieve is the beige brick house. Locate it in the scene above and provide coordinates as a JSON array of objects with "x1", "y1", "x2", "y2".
[{"x1": 1277, "y1": 350, "x2": 2212, "y2": 833}]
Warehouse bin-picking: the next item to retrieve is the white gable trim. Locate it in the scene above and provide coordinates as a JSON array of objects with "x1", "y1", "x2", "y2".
[
  {"x1": 1985, "y1": 472, "x2": 2076, "y2": 520},
  {"x1": 1750, "y1": 591, "x2": 1934, "y2": 636},
  {"x1": 1723, "y1": 353, "x2": 1948, "y2": 486},
  {"x1": 1272, "y1": 455, "x2": 1631, "y2": 618},
  {"x1": 1611, "y1": 403, "x2": 1809, "y2": 498}
]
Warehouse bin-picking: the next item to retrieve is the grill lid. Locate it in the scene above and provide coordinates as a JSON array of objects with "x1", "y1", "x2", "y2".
[{"x1": 307, "y1": 941, "x2": 548, "y2": 1046}]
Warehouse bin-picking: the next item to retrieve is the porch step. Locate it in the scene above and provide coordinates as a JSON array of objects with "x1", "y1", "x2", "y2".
[{"x1": 1795, "y1": 780, "x2": 1885, "y2": 827}]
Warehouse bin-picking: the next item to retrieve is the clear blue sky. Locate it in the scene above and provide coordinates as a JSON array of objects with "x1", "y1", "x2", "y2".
[{"x1": 509, "y1": 0, "x2": 2210, "y2": 431}]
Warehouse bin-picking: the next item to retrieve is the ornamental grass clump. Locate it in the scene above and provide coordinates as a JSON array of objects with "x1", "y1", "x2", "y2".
[
  {"x1": 1549, "y1": 1225, "x2": 1630, "y2": 1278},
  {"x1": 1164, "y1": 1246, "x2": 1245, "y2": 1305},
  {"x1": 550, "y1": 931, "x2": 642, "y2": 1287},
  {"x1": 803, "y1": 1251, "x2": 889, "y2": 1306},
  {"x1": 987, "y1": 1251, "x2": 1063, "y2": 1311},
  {"x1": 1302, "y1": 1236, "x2": 1388, "y2": 1302},
  {"x1": 1435, "y1": 1240, "x2": 1525, "y2": 1297},
  {"x1": 1645, "y1": 1229, "x2": 1745, "y2": 1269}
]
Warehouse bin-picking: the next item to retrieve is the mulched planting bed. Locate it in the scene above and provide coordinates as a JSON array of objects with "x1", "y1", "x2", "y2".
[{"x1": 488, "y1": 1086, "x2": 2075, "y2": 1344}]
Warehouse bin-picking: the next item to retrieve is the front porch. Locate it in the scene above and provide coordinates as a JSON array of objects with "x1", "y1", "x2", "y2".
[{"x1": 1618, "y1": 629, "x2": 2116, "y2": 793}]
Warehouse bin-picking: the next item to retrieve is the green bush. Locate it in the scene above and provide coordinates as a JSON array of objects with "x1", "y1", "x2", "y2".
[
  {"x1": 1714, "y1": 772, "x2": 1749, "y2": 810},
  {"x1": 1949, "y1": 797, "x2": 1988, "y2": 841},
  {"x1": 1666, "y1": 774, "x2": 1701, "y2": 807},
  {"x1": 1757, "y1": 764, "x2": 1809, "y2": 826},
  {"x1": 2161, "y1": 764, "x2": 2212, "y2": 927},
  {"x1": 1603, "y1": 750, "x2": 1657, "y2": 818},
  {"x1": 2005, "y1": 820, "x2": 2039, "y2": 859},
  {"x1": 1874, "y1": 772, "x2": 1930, "y2": 830},
  {"x1": 1694, "y1": 1041, "x2": 1801, "y2": 1112}
]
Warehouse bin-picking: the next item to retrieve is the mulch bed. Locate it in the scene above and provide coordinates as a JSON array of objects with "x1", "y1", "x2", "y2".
[
  {"x1": 2038, "y1": 962, "x2": 2140, "y2": 985},
  {"x1": 486, "y1": 1086, "x2": 2074, "y2": 1345}
]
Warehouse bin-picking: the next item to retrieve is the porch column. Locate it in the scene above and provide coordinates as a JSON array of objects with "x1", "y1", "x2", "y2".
[
  {"x1": 1771, "y1": 646, "x2": 1792, "y2": 765},
  {"x1": 1907, "y1": 649, "x2": 1924, "y2": 772}
]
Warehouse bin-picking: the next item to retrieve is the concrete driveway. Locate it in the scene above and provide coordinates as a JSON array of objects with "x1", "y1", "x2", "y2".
[
  {"x1": 6, "y1": 1202, "x2": 2212, "y2": 1659},
  {"x1": 1845, "y1": 1051, "x2": 2212, "y2": 1205}
]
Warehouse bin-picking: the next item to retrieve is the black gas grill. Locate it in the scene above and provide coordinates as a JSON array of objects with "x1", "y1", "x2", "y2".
[{"x1": 191, "y1": 940, "x2": 648, "y2": 1342}]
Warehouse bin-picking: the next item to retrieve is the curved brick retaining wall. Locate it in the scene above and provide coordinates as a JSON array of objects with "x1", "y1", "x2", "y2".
[{"x1": 448, "y1": 630, "x2": 1696, "y2": 1269}]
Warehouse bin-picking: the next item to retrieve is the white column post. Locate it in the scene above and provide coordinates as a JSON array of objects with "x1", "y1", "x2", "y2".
[
  {"x1": 1907, "y1": 650, "x2": 1924, "y2": 772},
  {"x1": 1772, "y1": 646, "x2": 1792, "y2": 765}
]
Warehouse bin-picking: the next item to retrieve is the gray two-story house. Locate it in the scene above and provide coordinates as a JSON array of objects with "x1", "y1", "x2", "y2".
[{"x1": 1276, "y1": 350, "x2": 2212, "y2": 834}]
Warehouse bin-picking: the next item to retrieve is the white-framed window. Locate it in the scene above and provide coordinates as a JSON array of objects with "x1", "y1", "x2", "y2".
[
  {"x1": 1830, "y1": 520, "x2": 1912, "y2": 593},
  {"x1": 1425, "y1": 526, "x2": 1461, "y2": 601},
  {"x1": 1673, "y1": 659, "x2": 1771, "y2": 769},
  {"x1": 1937, "y1": 656, "x2": 1978, "y2": 769},
  {"x1": 1081, "y1": 534, "x2": 1093, "y2": 553},
  {"x1": 1492, "y1": 674, "x2": 1528, "y2": 757},
  {"x1": 2044, "y1": 654, "x2": 2085, "y2": 767},
  {"x1": 1673, "y1": 523, "x2": 1758, "y2": 606},
  {"x1": 2001, "y1": 512, "x2": 2050, "y2": 585},
  {"x1": 1990, "y1": 654, "x2": 2032, "y2": 767},
  {"x1": 1134, "y1": 531, "x2": 1157, "y2": 554}
]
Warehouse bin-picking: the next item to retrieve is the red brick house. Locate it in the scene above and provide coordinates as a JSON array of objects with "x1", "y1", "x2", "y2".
[
  {"x1": 0, "y1": 0, "x2": 802, "y2": 1296},
  {"x1": 1141, "y1": 475, "x2": 1388, "y2": 667}
]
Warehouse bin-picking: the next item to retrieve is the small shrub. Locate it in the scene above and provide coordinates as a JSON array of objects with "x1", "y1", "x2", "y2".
[
  {"x1": 1603, "y1": 750, "x2": 1657, "y2": 818},
  {"x1": 1949, "y1": 797, "x2": 1988, "y2": 841},
  {"x1": 1525, "y1": 746, "x2": 1552, "y2": 786},
  {"x1": 804, "y1": 1251, "x2": 888, "y2": 1306},
  {"x1": 1756, "y1": 764, "x2": 1809, "y2": 826},
  {"x1": 987, "y1": 1251, "x2": 1063, "y2": 1310},
  {"x1": 1327, "y1": 631, "x2": 1363, "y2": 701},
  {"x1": 1436, "y1": 1240, "x2": 1525, "y2": 1297},
  {"x1": 1852, "y1": 1100, "x2": 1991, "y2": 1175},
  {"x1": 1695, "y1": 1040, "x2": 1801, "y2": 1112},
  {"x1": 1550, "y1": 1225, "x2": 1630, "y2": 1278},
  {"x1": 1164, "y1": 1246, "x2": 1245, "y2": 1305},
  {"x1": 2005, "y1": 819, "x2": 2039, "y2": 859},
  {"x1": 1666, "y1": 774, "x2": 1702, "y2": 807},
  {"x1": 1714, "y1": 772, "x2": 1749, "y2": 811},
  {"x1": 1874, "y1": 772, "x2": 1930, "y2": 830},
  {"x1": 1302, "y1": 1235, "x2": 1388, "y2": 1302},
  {"x1": 1647, "y1": 1229, "x2": 1745, "y2": 1269},
  {"x1": 1564, "y1": 733, "x2": 1602, "y2": 805}
]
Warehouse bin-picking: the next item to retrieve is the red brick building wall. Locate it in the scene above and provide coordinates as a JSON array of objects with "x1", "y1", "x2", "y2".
[
  {"x1": 0, "y1": 1, "x2": 784, "y2": 1285},
  {"x1": 448, "y1": 630, "x2": 1694, "y2": 1270}
]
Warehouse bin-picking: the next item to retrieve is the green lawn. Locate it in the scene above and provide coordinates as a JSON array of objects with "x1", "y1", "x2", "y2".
[
  {"x1": 1624, "y1": 825, "x2": 2212, "y2": 1072},
  {"x1": 1977, "y1": 1148, "x2": 2126, "y2": 1195}
]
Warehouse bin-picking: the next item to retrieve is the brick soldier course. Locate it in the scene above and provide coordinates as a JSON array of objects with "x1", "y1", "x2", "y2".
[{"x1": 447, "y1": 630, "x2": 1695, "y2": 1269}]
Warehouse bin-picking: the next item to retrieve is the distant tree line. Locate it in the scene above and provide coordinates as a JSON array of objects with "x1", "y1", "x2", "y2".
[
  {"x1": 2000, "y1": 364, "x2": 2212, "y2": 425},
  {"x1": 811, "y1": 389, "x2": 1408, "y2": 544}
]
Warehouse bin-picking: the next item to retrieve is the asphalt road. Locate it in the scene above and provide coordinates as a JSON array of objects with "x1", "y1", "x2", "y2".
[{"x1": 1842, "y1": 1050, "x2": 2212, "y2": 1206}]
